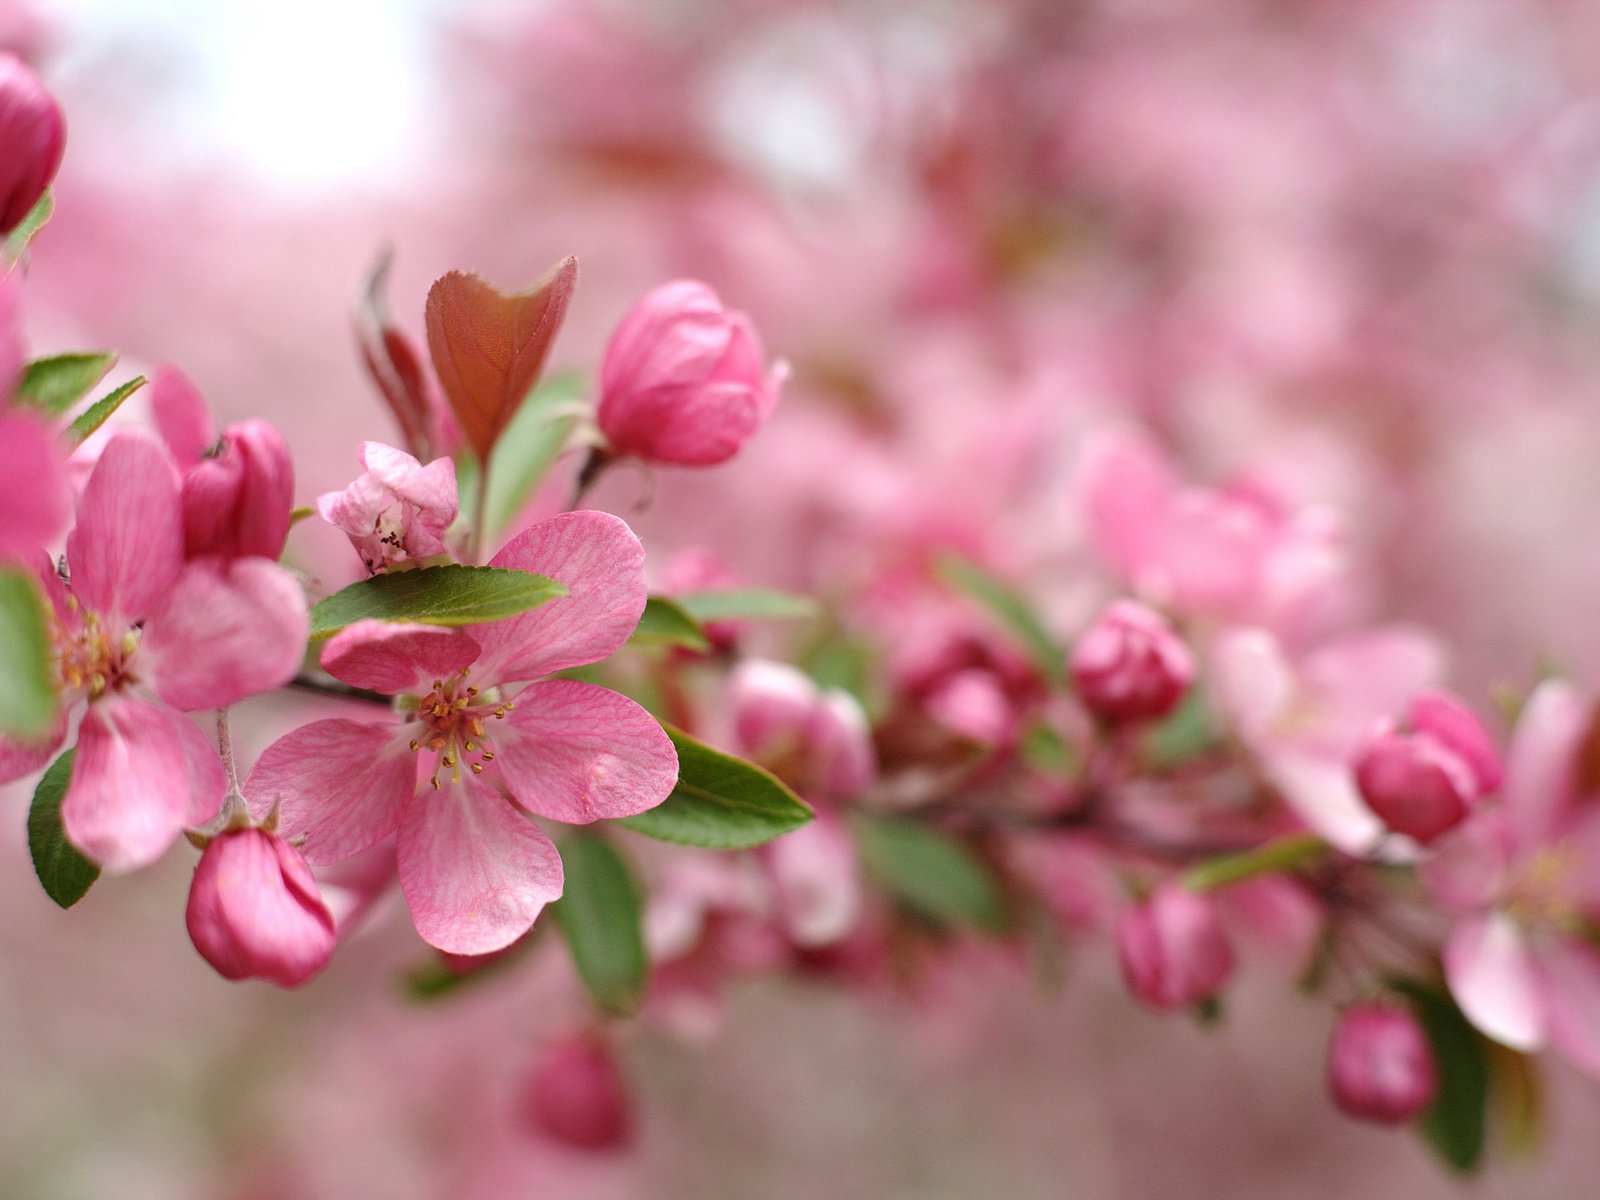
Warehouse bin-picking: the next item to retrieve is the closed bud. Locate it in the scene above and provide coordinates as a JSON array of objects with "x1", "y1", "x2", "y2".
[
  {"x1": 1115, "y1": 883, "x2": 1234, "y2": 1010},
  {"x1": 0, "y1": 54, "x2": 63, "y2": 235},
  {"x1": 182, "y1": 419, "x2": 295, "y2": 561},
  {"x1": 1327, "y1": 1002, "x2": 1437, "y2": 1125},
  {"x1": 186, "y1": 829, "x2": 336, "y2": 987},
  {"x1": 1354, "y1": 690, "x2": 1500, "y2": 844},
  {"x1": 729, "y1": 659, "x2": 876, "y2": 800},
  {"x1": 1070, "y1": 600, "x2": 1194, "y2": 724},
  {"x1": 517, "y1": 1030, "x2": 634, "y2": 1153},
  {"x1": 597, "y1": 280, "x2": 785, "y2": 466}
]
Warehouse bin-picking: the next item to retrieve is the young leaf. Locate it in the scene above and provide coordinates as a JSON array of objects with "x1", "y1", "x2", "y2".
[
  {"x1": 629, "y1": 596, "x2": 710, "y2": 652},
  {"x1": 64, "y1": 376, "x2": 147, "y2": 447},
  {"x1": 14, "y1": 352, "x2": 116, "y2": 417},
  {"x1": 358, "y1": 248, "x2": 437, "y2": 461},
  {"x1": 676, "y1": 588, "x2": 818, "y2": 625},
  {"x1": 456, "y1": 372, "x2": 586, "y2": 538},
  {"x1": 618, "y1": 725, "x2": 813, "y2": 849},
  {"x1": 309, "y1": 565, "x2": 567, "y2": 638},
  {"x1": 29, "y1": 750, "x2": 100, "y2": 909},
  {"x1": 0, "y1": 568, "x2": 57, "y2": 739},
  {"x1": 2, "y1": 190, "x2": 52, "y2": 263},
  {"x1": 424, "y1": 258, "x2": 578, "y2": 463},
  {"x1": 1141, "y1": 685, "x2": 1216, "y2": 770},
  {"x1": 1394, "y1": 979, "x2": 1491, "y2": 1173},
  {"x1": 851, "y1": 814, "x2": 1012, "y2": 934},
  {"x1": 934, "y1": 553, "x2": 1064, "y2": 687},
  {"x1": 551, "y1": 832, "x2": 647, "y2": 1015}
]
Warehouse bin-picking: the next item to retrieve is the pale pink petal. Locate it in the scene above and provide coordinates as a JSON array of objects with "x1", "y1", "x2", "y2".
[
  {"x1": 1160, "y1": 489, "x2": 1270, "y2": 615},
  {"x1": 0, "y1": 274, "x2": 22, "y2": 395},
  {"x1": 1502, "y1": 680, "x2": 1586, "y2": 851},
  {"x1": 62, "y1": 694, "x2": 197, "y2": 872},
  {"x1": 1536, "y1": 938, "x2": 1600, "y2": 1078},
  {"x1": 172, "y1": 709, "x2": 226, "y2": 826},
  {"x1": 1297, "y1": 628, "x2": 1443, "y2": 749},
  {"x1": 1419, "y1": 813, "x2": 1511, "y2": 913},
  {"x1": 1075, "y1": 429, "x2": 1178, "y2": 584},
  {"x1": 65, "y1": 432, "x2": 183, "y2": 622},
  {"x1": 1262, "y1": 749, "x2": 1388, "y2": 856},
  {"x1": 1208, "y1": 628, "x2": 1294, "y2": 742},
  {"x1": 148, "y1": 367, "x2": 216, "y2": 466},
  {"x1": 396, "y1": 778, "x2": 564, "y2": 954},
  {"x1": 245, "y1": 718, "x2": 412, "y2": 865},
  {"x1": 360, "y1": 441, "x2": 457, "y2": 512},
  {"x1": 141, "y1": 557, "x2": 309, "y2": 711},
  {"x1": 765, "y1": 813, "x2": 861, "y2": 947},
  {"x1": 0, "y1": 412, "x2": 68, "y2": 559},
  {"x1": 472, "y1": 511, "x2": 648, "y2": 683},
  {"x1": 320, "y1": 619, "x2": 481, "y2": 695},
  {"x1": 1444, "y1": 911, "x2": 1547, "y2": 1052},
  {"x1": 0, "y1": 720, "x2": 66, "y2": 785},
  {"x1": 490, "y1": 681, "x2": 677, "y2": 823}
]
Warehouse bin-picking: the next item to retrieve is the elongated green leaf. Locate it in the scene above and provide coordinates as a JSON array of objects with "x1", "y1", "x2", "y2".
[
  {"x1": 676, "y1": 588, "x2": 818, "y2": 625},
  {"x1": 934, "y1": 553, "x2": 1064, "y2": 687},
  {"x1": 629, "y1": 596, "x2": 710, "y2": 652},
  {"x1": 619, "y1": 725, "x2": 813, "y2": 849},
  {"x1": 29, "y1": 750, "x2": 99, "y2": 909},
  {"x1": 1142, "y1": 685, "x2": 1216, "y2": 770},
  {"x1": 551, "y1": 832, "x2": 647, "y2": 1015},
  {"x1": 2, "y1": 191, "x2": 52, "y2": 263},
  {"x1": 0, "y1": 569, "x2": 57, "y2": 739},
  {"x1": 309, "y1": 565, "x2": 567, "y2": 638},
  {"x1": 15, "y1": 352, "x2": 116, "y2": 417},
  {"x1": 488, "y1": 372, "x2": 584, "y2": 534},
  {"x1": 851, "y1": 814, "x2": 1011, "y2": 934},
  {"x1": 65, "y1": 375, "x2": 146, "y2": 447},
  {"x1": 1394, "y1": 980, "x2": 1490, "y2": 1172}
]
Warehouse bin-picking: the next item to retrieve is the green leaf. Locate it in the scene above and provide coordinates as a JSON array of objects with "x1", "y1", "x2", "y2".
[
  {"x1": 934, "y1": 553, "x2": 1064, "y2": 687},
  {"x1": 629, "y1": 596, "x2": 710, "y2": 652},
  {"x1": 1394, "y1": 980, "x2": 1491, "y2": 1173},
  {"x1": 1020, "y1": 721, "x2": 1078, "y2": 778},
  {"x1": 851, "y1": 814, "x2": 1011, "y2": 935},
  {"x1": 550, "y1": 832, "x2": 647, "y2": 1015},
  {"x1": 676, "y1": 588, "x2": 818, "y2": 625},
  {"x1": 1181, "y1": 833, "x2": 1327, "y2": 892},
  {"x1": 2, "y1": 190, "x2": 52, "y2": 263},
  {"x1": 65, "y1": 375, "x2": 146, "y2": 447},
  {"x1": 1141, "y1": 685, "x2": 1216, "y2": 770},
  {"x1": 28, "y1": 750, "x2": 99, "y2": 909},
  {"x1": 618, "y1": 725, "x2": 813, "y2": 849},
  {"x1": 309, "y1": 564, "x2": 567, "y2": 638},
  {"x1": 14, "y1": 352, "x2": 116, "y2": 417},
  {"x1": 0, "y1": 569, "x2": 57, "y2": 739},
  {"x1": 488, "y1": 372, "x2": 585, "y2": 534},
  {"x1": 1487, "y1": 1041, "x2": 1543, "y2": 1158}
]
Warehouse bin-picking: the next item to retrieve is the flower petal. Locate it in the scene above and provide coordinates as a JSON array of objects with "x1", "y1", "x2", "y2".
[
  {"x1": 141, "y1": 557, "x2": 309, "y2": 711},
  {"x1": 0, "y1": 720, "x2": 67, "y2": 785},
  {"x1": 491, "y1": 680, "x2": 677, "y2": 823},
  {"x1": 65, "y1": 432, "x2": 183, "y2": 623},
  {"x1": 0, "y1": 411, "x2": 68, "y2": 559},
  {"x1": 1502, "y1": 680, "x2": 1586, "y2": 851},
  {"x1": 149, "y1": 367, "x2": 217, "y2": 466},
  {"x1": 1537, "y1": 938, "x2": 1600, "y2": 1079},
  {"x1": 397, "y1": 778, "x2": 564, "y2": 954},
  {"x1": 320, "y1": 619, "x2": 481, "y2": 695},
  {"x1": 245, "y1": 718, "x2": 412, "y2": 865},
  {"x1": 1444, "y1": 911, "x2": 1547, "y2": 1052},
  {"x1": 472, "y1": 511, "x2": 648, "y2": 683}
]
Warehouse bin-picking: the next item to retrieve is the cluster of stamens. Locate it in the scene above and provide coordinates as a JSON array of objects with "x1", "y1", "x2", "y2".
[
  {"x1": 405, "y1": 669, "x2": 514, "y2": 790},
  {"x1": 55, "y1": 598, "x2": 136, "y2": 699},
  {"x1": 1507, "y1": 841, "x2": 1581, "y2": 930}
]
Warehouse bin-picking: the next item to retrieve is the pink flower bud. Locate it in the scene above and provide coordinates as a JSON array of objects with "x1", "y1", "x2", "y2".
[
  {"x1": 1354, "y1": 690, "x2": 1500, "y2": 844},
  {"x1": 597, "y1": 280, "x2": 785, "y2": 466},
  {"x1": 316, "y1": 441, "x2": 458, "y2": 573},
  {"x1": 1327, "y1": 1003, "x2": 1437, "y2": 1125},
  {"x1": 728, "y1": 660, "x2": 876, "y2": 800},
  {"x1": 0, "y1": 54, "x2": 63, "y2": 235},
  {"x1": 185, "y1": 829, "x2": 336, "y2": 988},
  {"x1": 1115, "y1": 883, "x2": 1235, "y2": 1010},
  {"x1": 517, "y1": 1031, "x2": 634, "y2": 1153},
  {"x1": 180, "y1": 419, "x2": 295, "y2": 560},
  {"x1": 1070, "y1": 600, "x2": 1194, "y2": 724}
]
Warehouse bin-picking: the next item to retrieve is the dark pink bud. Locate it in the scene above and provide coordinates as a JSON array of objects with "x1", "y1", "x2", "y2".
[
  {"x1": 517, "y1": 1031, "x2": 634, "y2": 1153},
  {"x1": 181, "y1": 420, "x2": 295, "y2": 561},
  {"x1": 1070, "y1": 600, "x2": 1194, "y2": 724},
  {"x1": 597, "y1": 280, "x2": 785, "y2": 466},
  {"x1": 1327, "y1": 1003, "x2": 1437, "y2": 1125},
  {"x1": 1354, "y1": 691, "x2": 1499, "y2": 844},
  {"x1": 0, "y1": 54, "x2": 64, "y2": 234},
  {"x1": 1115, "y1": 883, "x2": 1235, "y2": 1010},
  {"x1": 186, "y1": 829, "x2": 336, "y2": 988}
]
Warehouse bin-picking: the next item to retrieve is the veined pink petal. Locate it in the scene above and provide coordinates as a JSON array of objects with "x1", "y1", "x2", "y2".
[
  {"x1": 473, "y1": 511, "x2": 648, "y2": 684},
  {"x1": 397, "y1": 779, "x2": 564, "y2": 954},
  {"x1": 65, "y1": 432, "x2": 183, "y2": 623},
  {"x1": 141, "y1": 557, "x2": 309, "y2": 711},
  {"x1": 148, "y1": 367, "x2": 217, "y2": 466},
  {"x1": 491, "y1": 681, "x2": 677, "y2": 823},
  {"x1": 245, "y1": 718, "x2": 412, "y2": 865},
  {"x1": 0, "y1": 411, "x2": 68, "y2": 559},
  {"x1": 320, "y1": 620, "x2": 481, "y2": 695},
  {"x1": 62, "y1": 694, "x2": 198, "y2": 872},
  {"x1": 1502, "y1": 680, "x2": 1586, "y2": 852},
  {"x1": 1444, "y1": 912, "x2": 1546, "y2": 1052},
  {"x1": 1536, "y1": 938, "x2": 1600, "y2": 1079},
  {"x1": 360, "y1": 441, "x2": 457, "y2": 512}
]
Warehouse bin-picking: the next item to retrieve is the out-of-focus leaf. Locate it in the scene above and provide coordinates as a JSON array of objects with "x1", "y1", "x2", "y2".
[
  {"x1": 1486, "y1": 1040, "x2": 1543, "y2": 1159},
  {"x1": 676, "y1": 588, "x2": 818, "y2": 625},
  {"x1": 1141, "y1": 686, "x2": 1215, "y2": 770},
  {"x1": 64, "y1": 376, "x2": 146, "y2": 446},
  {"x1": 551, "y1": 832, "x2": 647, "y2": 1015},
  {"x1": 1020, "y1": 721, "x2": 1078, "y2": 778},
  {"x1": 358, "y1": 248, "x2": 436, "y2": 460},
  {"x1": 14, "y1": 352, "x2": 115, "y2": 417},
  {"x1": 309, "y1": 565, "x2": 566, "y2": 638},
  {"x1": 852, "y1": 814, "x2": 1012, "y2": 935},
  {"x1": 1394, "y1": 979, "x2": 1491, "y2": 1173},
  {"x1": 29, "y1": 751, "x2": 99, "y2": 909},
  {"x1": 629, "y1": 596, "x2": 710, "y2": 652},
  {"x1": 2, "y1": 191, "x2": 52, "y2": 262},
  {"x1": 934, "y1": 553, "x2": 1063, "y2": 687},
  {"x1": 1182, "y1": 833, "x2": 1326, "y2": 892},
  {"x1": 456, "y1": 373, "x2": 587, "y2": 539},
  {"x1": 0, "y1": 568, "x2": 56, "y2": 739}
]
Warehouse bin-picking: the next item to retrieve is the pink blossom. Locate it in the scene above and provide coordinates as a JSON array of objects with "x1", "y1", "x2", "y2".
[
  {"x1": 0, "y1": 433, "x2": 309, "y2": 870},
  {"x1": 763, "y1": 812, "x2": 862, "y2": 948},
  {"x1": 660, "y1": 546, "x2": 741, "y2": 651},
  {"x1": 0, "y1": 52, "x2": 63, "y2": 234},
  {"x1": 727, "y1": 658, "x2": 875, "y2": 801},
  {"x1": 1353, "y1": 690, "x2": 1501, "y2": 844},
  {"x1": 597, "y1": 280, "x2": 785, "y2": 467},
  {"x1": 1327, "y1": 1003, "x2": 1436, "y2": 1125},
  {"x1": 246, "y1": 511, "x2": 677, "y2": 955},
  {"x1": 1069, "y1": 599, "x2": 1193, "y2": 725},
  {"x1": 515, "y1": 1030, "x2": 633, "y2": 1153},
  {"x1": 1424, "y1": 682, "x2": 1600, "y2": 1077},
  {"x1": 1115, "y1": 882, "x2": 1235, "y2": 1010},
  {"x1": 185, "y1": 828, "x2": 336, "y2": 987},
  {"x1": 316, "y1": 441, "x2": 458, "y2": 573},
  {"x1": 0, "y1": 408, "x2": 67, "y2": 559}
]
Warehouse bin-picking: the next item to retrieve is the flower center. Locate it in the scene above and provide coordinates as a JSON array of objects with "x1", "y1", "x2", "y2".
[
  {"x1": 1506, "y1": 841, "x2": 1582, "y2": 930},
  {"x1": 403, "y1": 669, "x2": 514, "y2": 790},
  {"x1": 56, "y1": 602, "x2": 138, "y2": 700}
]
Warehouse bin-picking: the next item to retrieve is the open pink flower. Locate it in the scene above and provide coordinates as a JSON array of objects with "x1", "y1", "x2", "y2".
[
  {"x1": 1423, "y1": 681, "x2": 1600, "y2": 1077},
  {"x1": 0, "y1": 433, "x2": 309, "y2": 870},
  {"x1": 246, "y1": 511, "x2": 677, "y2": 955},
  {"x1": 316, "y1": 441, "x2": 457, "y2": 573}
]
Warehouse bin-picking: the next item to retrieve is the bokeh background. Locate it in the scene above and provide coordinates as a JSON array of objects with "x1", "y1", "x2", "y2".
[{"x1": 5, "y1": 0, "x2": 1600, "y2": 1195}]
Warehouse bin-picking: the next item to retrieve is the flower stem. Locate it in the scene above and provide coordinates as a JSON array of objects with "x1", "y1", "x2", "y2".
[{"x1": 1181, "y1": 832, "x2": 1328, "y2": 892}]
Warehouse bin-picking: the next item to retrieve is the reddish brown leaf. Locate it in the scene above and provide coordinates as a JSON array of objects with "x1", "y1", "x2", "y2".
[
  {"x1": 423, "y1": 256, "x2": 578, "y2": 463},
  {"x1": 1574, "y1": 700, "x2": 1600, "y2": 800},
  {"x1": 358, "y1": 248, "x2": 437, "y2": 460}
]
